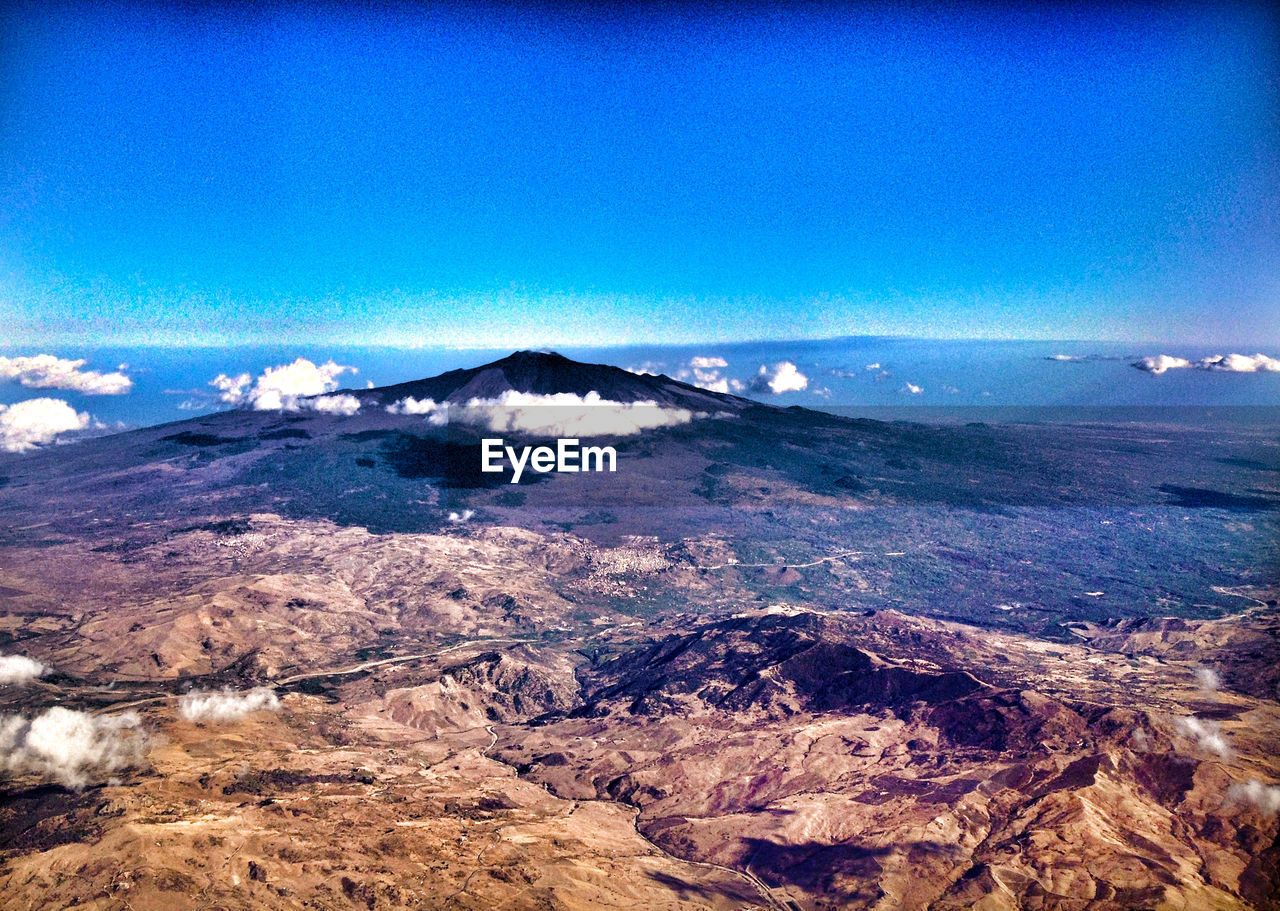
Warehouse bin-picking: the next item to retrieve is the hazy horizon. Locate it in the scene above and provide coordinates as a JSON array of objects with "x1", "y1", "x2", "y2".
[{"x1": 4, "y1": 338, "x2": 1278, "y2": 446}]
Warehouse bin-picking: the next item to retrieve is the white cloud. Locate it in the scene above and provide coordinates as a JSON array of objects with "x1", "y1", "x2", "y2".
[
  {"x1": 447, "y1": 509, "x2": 475, "y2": 523},
  {"x1": 0, "y1": 654, "x2": 46, "y2": 685},
  {"x1": 1228, "y1": 779, "x2": 1280, "y2": 815},
  {"x1": 309, "y1": 394, "x2": 361, "y2": 416},
  {"x1": 1174, "y1": 715, "x2": 1230, "y2": 757},
  {"x1": 902, "y1": 382, "x2": 924, "y2": 395},
  {"x1": 387, "y1": 396, "x2": 449, "y2": 425},
  {"x1": 455, "y1": 390, "x2": 695, "y2": 437},
  {"x1": 1202, "y1": 353, "x2": 1280, "y2": 372},
  {"x1": 211, "y1": 372, "x2": 252, "y2": 403},
  {"x1": 1048, "y1": 354, "x2": 1085, "y2": 362},
  {"x1": 865, "y1": 363, "x2": 881, "y2": 371},
  {"x1": 626, "y1": 362, "x2": 663, "y2": 377},
  {"x1": 1133, "y1": 356, "x2": 1193, "y2": 375},
  {"x1": 0, "y1": 707, "x2": 147, "y2": 789},
  {"x1": 211, "y1": 358, "x2": 357, "y2": 411},
  {"x1": 750, "y1": 362, "x2": 808, "y2": 394},
  {"x1": 685, "y1": 373, "x2": 743, "y2": 395},
  {"x1": 674, "y1": 356, "x2": 744, "y2": 394},
  {"x1": 1194, "y1": 667, "x2": 1221, "y2": 692},
  {"x1": 0, "y1": 355, "x2": 132, "y2": 395},
  {"x1": 1131, "y1": 727, "x2": 1150, "y2": 751},
  {"x1": 179, "y1": 687, "x2": 280, "y2": 723},
  {"x1": 1134, "y1": 353, "x2": 1280, "y2": 375},
  {"x1": 0, "y1": 398, "x2": 92, "y2": 452}
]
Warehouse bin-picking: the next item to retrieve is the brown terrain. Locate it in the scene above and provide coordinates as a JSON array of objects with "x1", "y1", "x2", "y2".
[{"x1": 0, "y1": 512, "x2": 1276, "y2": 910}]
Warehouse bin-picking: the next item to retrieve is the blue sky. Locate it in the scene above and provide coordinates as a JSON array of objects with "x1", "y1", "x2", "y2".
[{"x1": 1, "y1": 1, "x2": 1277, "y2": 348}]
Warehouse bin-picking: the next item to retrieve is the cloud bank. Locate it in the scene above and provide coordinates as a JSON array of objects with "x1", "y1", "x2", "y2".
[
  {"x1": 455, "y1": 390, "x2": 694, "y2": 437},
  {"x1": 1, "y1": 707, "x2": 147, "y2": 789},
  {"x1": 389, "y1": 392, "x2": 694, "y2": 436},
  {"x1": 0, "y1": 355, "x2": 132, "y2": 395},
  {"x1": 212, "y1": 358, "x2": 358, "y2": 411},
  {"x1": 0, "y1": 398, "x2": 92, "y2": 452},
  {"x1": 179, "y1": 687, "x2": 281, "y2": 723},
  {"x1": 625, "y1": 356, "x2": 757, "y2": 396},
  {"x1": 750, "y1": 361, "x2": 808, "y2": 394},
  {"x1": 1133, "y1": 353, "x2": 1280, "y2": 375},
  {"x1": 0, "y1": 654, "x2": 47, "y2": 685}
]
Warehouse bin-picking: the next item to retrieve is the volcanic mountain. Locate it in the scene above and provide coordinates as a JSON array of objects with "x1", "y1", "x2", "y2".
[
  {"x1": 0, "y1": 351, "x2": 1274, "y2": 621},
  {"x1": 352, "y1": 349, "x2": 744, "y2": 412}
]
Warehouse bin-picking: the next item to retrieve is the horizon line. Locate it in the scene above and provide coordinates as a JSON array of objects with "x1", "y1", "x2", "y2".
[{"x1": 6, "y1": 334, "x2": 1280, "y2": 352}]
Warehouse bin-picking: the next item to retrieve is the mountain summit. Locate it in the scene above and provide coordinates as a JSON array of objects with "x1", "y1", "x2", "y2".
[{"x1": 356, "y1": 350, "x2": 743, "y2": 412}]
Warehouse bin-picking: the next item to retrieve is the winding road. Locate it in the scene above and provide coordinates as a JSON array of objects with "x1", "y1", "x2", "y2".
[{"x1": 93, "y1": 636, "x2": 534, "y2": 716}]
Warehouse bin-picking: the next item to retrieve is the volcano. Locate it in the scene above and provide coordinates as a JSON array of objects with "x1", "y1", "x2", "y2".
[
  {"x1": 1, "y1": 350, "x2": 1274, "y2": 556},
  {"x1": 352, "y1": 349, "x2": 746, "y2": 412}
]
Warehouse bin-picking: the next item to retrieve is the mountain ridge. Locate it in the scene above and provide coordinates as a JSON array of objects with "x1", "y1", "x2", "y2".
[{"x1": 348, "y1": 350, "x2": 751, "y2": 412}]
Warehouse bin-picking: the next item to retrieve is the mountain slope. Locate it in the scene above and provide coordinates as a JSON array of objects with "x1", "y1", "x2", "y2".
[{"x1": 353, "y1": 350, "x2": 747, "y2": 412}]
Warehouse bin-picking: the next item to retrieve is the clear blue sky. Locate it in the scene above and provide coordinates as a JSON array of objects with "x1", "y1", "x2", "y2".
[{"x1": 1, "y1": 1, "x2": 1277, "y2": 348}]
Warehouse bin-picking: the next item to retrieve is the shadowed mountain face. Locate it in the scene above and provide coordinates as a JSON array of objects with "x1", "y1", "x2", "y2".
[
  {"x1": 576, "y1": 611, "x2": 983, "y2": 719},
  {"x1": 0, "y1": 352, "x2": 1279, "y2": 910},
  {"x1": 354, "y1": 349, "x2": 744, "y2": 412}
]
